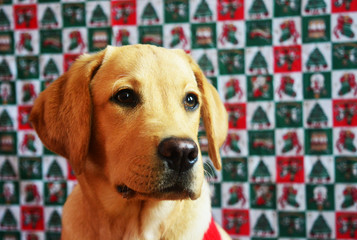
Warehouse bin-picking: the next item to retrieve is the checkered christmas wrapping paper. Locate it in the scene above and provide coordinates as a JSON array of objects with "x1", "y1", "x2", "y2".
[{"x1": 0, "y1": 0, "x2": 357, "y2": 239}]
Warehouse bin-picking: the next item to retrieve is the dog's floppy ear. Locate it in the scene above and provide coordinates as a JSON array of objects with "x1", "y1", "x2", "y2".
[
  {"x1": 176, "y1": 50, "x2": 228, "y2": 170},
  {"x1": 30, "y1": 48, "x2": 107, "y2": 175}
]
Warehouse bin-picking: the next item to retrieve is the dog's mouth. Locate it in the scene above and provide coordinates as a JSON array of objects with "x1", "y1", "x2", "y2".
[{"x1": 116, "y1": 184, "x2": 196, "y2": 200}]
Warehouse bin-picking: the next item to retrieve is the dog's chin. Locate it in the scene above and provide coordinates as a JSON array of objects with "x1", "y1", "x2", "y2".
[{"x1": 116, "y1": 184, "x2": 200, "y2": 201}]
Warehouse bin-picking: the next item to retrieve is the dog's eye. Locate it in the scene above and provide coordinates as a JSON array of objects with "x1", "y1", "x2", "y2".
[
  {"x1": 112, "y1": 89, "x2": 139, "y2": 107},
  {"x1": 184, "y1": 93, "x2": 199, "y2": 111}
]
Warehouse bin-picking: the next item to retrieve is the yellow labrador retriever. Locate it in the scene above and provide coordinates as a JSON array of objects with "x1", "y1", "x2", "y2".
[{"x1": 30, "y1": 45, "x2": 230, "y2": 240}]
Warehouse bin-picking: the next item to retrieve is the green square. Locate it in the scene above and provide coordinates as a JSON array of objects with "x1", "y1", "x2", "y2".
[
  {"x1": 44, "y1": 146, "x2": 56, "y2": 155},
  {"x1": 335, "y1": 156, "x2": 357, "y2": 183},
  {"x1": 248, "y1": 130, "x2": 275, "y2": 156},
  {"x1": 278, "y1": 212, "x2": 306, "y2": 237},
  {"x1": 218, "y1": 49, "x2": 244, "y2": 75},
  {"x1": 0, "y1": 31, "x2": 14, "y2": 54},
  {"x1": 198, "y1": 131, "x2": 208, "y2": 156},
  {"x1": 247, "y1": 75, "x2": 273, "y2": 101},
  {"x1": 0, "y1": 132, "x2": 17, "y2": 155},
  {"x1": 276, "y1": 102, "x2": 303, "y2": 128},
  {"x1": 191, "y1": 23, "x2": 216, "y2": 49},
  {"x1": 0, "y1": 81, "x2": 16, "y2": 104},
  {"x1": 333, "y1": 42, "x2": 357, "y2": 70},
  {"x1": 306, "y1": 184, "x2": 335, "y2": 210},
  {"x1": 40, "y1": 30, "x2": 63, "y2": 54},
  {"x1": 303, "y1": 72, "x2": 331, "y2": 99},
  {"x1": 62, "y1": 3, "x2": 86, "y2": 27},
  {"x1": 252, "y1": 238, "x2": 277, "y2": 240},
  {"x1": 19, "y1": 157, "x2": 42, "y2": 180},
  {"x1": 210, "y1": 183, "x2": 221, "y2": 207},
  {"x1": 139, "y1": 26, "x2": 163, "y2": 46},
  {"x1": 46, "y1": 232, "x2": 61, "y2": 240},
  {"x1": 164, "y1": 0, "x2": 189, "y2": 23},
  {"x1": 0, "y1": 232, "x2": 20, "y2": 240},
  {"x1": 246, "y1": 20, "x2": 272, "y2": 46},
  {"x1": 302, "y1": 15, "x2": 331, "y2": 43},
  {"x1": 0, "y1": 181, "x2": 19, "y2": 204},
  {"x1": 88, "y1": 28, "x2": 112, "y2": 52},
  {"x1": 304, "y1": 129, "x2": 333, "y2": 155},
  {"x1": 222, "y1": 157, "x2": 248, "y2": 182},
  {"x1": 16, "y1": 56, "x2": 39, "y2": 79},
  {"x1": 44, "y1": 181, "x2": 67, "y2": 205},
  {"x1": 207, "y1": 77, "x2": 217, "y2": 89},
  {"x1": 274, "y1": 0, "x2": 301, "y2": 17},
  {"x1": 250, "y1": 183, "x2": 276, "y2": 209}
]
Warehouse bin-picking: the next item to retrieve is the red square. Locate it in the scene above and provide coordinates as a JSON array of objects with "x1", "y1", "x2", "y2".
[
  {"x1": 63, "y1": 54, "x2": 81, "y2": 72},
  {"x1": 225, "y1": 103, "x2": 246, "y2": 129},
  {"x1": 14, "y1": 5, "x2": 38, "y2": 29},
  {"x1": 222, "y1": 209, "x2": 250, "y2": 236},
  {"x1": 276, "y1": 156, "x2": 304, "y2": 183},
  {"x1": 217, "y1": 0, "x2": 244, "y2": 20},
  {"x1": 332, "y1": 1, "x2": 357, "y2": 12},
  {"x1": 21, "y1": 206, "x2": 44, "y2": 231},
  {"x1": 273, "y1": 45, "x2": 302, "y2": 73},
  {"x1": 18, "y1": 106, "x2": 33, "y2": 130},
  {"x1": 67, "y1": 164, "x2": 77, "y2": 181},
  {"x1": 336, "y1": 212, "x2": 357, "y2": 239},
  {"x1": 111, "y1": 0, "x2": 137, "y2": 25},
  {"x1": 333, "y1": 99, "x2": 357, "y2": 126}
]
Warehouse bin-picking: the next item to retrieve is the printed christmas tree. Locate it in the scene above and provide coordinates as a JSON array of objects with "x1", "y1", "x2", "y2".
[
  {"x1": 309, "y1": 159, "x2": 330, "y2": 182},
  {"x1": 0, "y1": 110, "x2": 13, "y2": 130},
  {"x1": 194, "y1": 0, "x2": 213, "y2": 20},
  {"x1": 0, "y1": 9, "x2": 10, "y2": 28},
  {"x1": 249, "y1": 51, "x2": 268, "y2": 73},
  {"x1": 0, "y1": 159, "x2": 16, "y2": 179},
  {"x1": 254, "y1": 213, "x2": 274, "y2": 235},
  {"x1": 47, "y1": 160, "x2": 64, "y2": 179},
  {"x1": 0, "y1": 59, "x2": 12, "y2": 79},
  {"x1": 252, "y1": 159, "x2": 271, "y2": 181},
  {"x1": 306, "y1": 48, "x2": 328, "y2": 70},
  {"x1": 44, "y1": 59, "x2": 59, "y2": 79},
  {"x1": 1, "y1": 209, "x2": 17, "y2": 229},
  {"x1": 249, "y1": 0, "x2": 269, "y2": 17},
  {"x1": 90, "y1": 5, "x2": 108, "y2": 24},
  {"x1": 307, "y1": 103, "x2": 328, "y2": 126},
  {"x1": 48, "y1": 210, "x2": 62, "y2": 230},
  {"x1": 41, "y1": 7, "x2": 58, "y2": 27},
  {"x1": 142, "y1": 3, "x2": 159, "y2": 22},
  {"x1": 251, "y1": 106, "x2": 270, "y2": 127},
  {"x1": 310, "y1": 214, "x2": 331, "y2": 237},
  {"x1": 305, "y1": 0, "x2": 327, "y2": 12},
  {"x1": 198, "y1": 54, "x2": 214, "y2": 74}
]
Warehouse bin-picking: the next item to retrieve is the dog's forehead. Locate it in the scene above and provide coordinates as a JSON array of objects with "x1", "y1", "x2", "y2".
[{"x1": 103, "y1": 45, "x2": 196, "y2": 85}]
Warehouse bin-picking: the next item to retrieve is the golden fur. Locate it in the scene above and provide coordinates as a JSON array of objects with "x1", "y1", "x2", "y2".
[{"x1": 30, "y1": 45, "x2": 230, "y2": 240}]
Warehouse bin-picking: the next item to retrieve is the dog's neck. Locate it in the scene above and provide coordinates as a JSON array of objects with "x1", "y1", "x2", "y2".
[{"x1": 68, "y1": 167, "x2": 211, "y2": 240}]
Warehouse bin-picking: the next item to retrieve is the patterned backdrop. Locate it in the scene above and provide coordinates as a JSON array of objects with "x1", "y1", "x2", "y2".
[{"x1": 0, "y1": 0, "x2": 357, "y2": 239}]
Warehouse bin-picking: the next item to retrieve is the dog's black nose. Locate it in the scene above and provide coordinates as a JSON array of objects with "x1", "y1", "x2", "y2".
[{"x1": 158, "y1": 137, "x2": 198, "y2": 172}]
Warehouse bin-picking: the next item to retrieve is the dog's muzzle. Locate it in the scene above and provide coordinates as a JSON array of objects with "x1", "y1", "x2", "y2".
[
  {"x1": 116, "y1": 137, "x2": 199, "y2": 200},
  {"x1": 157, "y1": 137, "x2": 198, "y2": 172}
]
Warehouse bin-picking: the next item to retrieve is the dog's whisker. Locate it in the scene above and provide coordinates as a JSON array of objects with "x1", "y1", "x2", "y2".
[{"x1": 203, "y1": 161, "x2": 216, "y2": 180}]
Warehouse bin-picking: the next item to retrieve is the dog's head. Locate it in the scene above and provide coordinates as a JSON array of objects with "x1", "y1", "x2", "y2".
[{"x1": 30, "y1": 45, "x2": 227, "y2": 201}]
